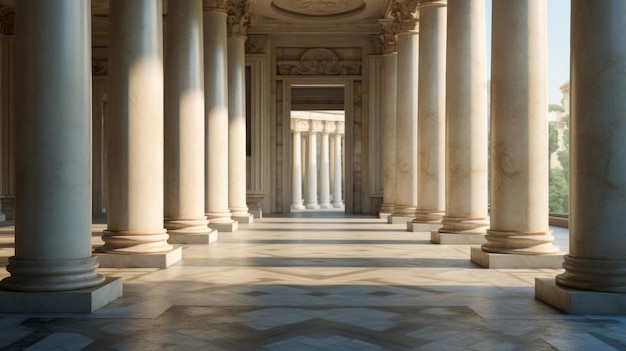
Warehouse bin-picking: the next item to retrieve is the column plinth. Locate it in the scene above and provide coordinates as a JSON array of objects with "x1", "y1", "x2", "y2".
[{"x1": 471, "y1": 0, "x2": 561, "y2": 268}]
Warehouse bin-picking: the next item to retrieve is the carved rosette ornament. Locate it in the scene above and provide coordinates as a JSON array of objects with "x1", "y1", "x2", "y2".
[
  {"x1": 203, "y1": 0, "x2": 228, "y2": 12},
  {"x1": 391, "y1": 0, "x2": 419, "y2": 33},
  {"x1": 227, "y1": 0, "x2": 252, "y2": 38},
  {"x1": 378, "y1": 19, "x2": 398, "y2": 54}
]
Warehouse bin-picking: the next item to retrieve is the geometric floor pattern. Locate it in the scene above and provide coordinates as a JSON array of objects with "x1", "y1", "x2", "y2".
[{"x1": 0, "y1": 212, "x2": 625, "y2": 350}]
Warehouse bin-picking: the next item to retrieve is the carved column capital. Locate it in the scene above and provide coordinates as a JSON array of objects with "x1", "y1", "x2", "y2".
[
  {"x1": 227, "y1": 0, "x2": 251, "y2": 39},
  {"x1": 324, "y1": 121, "x2": 337, "y2": 134},
  {"x1": 391, "y1": 0, "x2": 419, "y2": 33},
  {"x1": 203, "y1": 0, "x2": 228, "y2": 13},
  {"x1": 378, "y1": 19, "x2": 398, "y2": 54},
  {"x1": 336, "y1": 122, "x2": 345, "y2": 135},
  {"x1": 311, "y1": 120, "x2": 324, "y2": 133},
  {"x1": 291, "y1": 118, "x2": 310, "y2": 133},
  {"x1": 0, "y1": 8, "x2": 15, "y2": 35}
]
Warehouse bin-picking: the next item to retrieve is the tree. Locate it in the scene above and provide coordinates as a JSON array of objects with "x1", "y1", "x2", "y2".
[
  {"x1": 549, "y1": 104, "x2": 565, "y2": 113},
  {"x1": 549, "y1": 168, "x2": 568, "y2": 212},
  {"x1": 549, "y1": 123, "x2": 558, "y2": 162},
  {"x1": 558, "y1": 114, "x2": 570, "y2": 182}
]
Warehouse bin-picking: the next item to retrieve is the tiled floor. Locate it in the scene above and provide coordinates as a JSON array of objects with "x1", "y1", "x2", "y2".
[{"x1": 0, "y1": 213, "x2": 625, "y2": 350}]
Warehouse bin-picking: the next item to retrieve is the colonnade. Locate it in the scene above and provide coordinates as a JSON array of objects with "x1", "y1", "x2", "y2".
[
  {"x1": 291, "y1": 117, "x2": 345, "y2": 211},
  {"x1": 379, "y1": 0, "x2": 626, "y2": 314},
  {"x1": 0, "y1": 0, "x2": 254, "y2": 312}
]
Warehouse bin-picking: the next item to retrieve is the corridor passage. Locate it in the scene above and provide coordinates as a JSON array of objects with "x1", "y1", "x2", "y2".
[{"x1": 0, "y1": 215, "x2": 624, "y2": 350}]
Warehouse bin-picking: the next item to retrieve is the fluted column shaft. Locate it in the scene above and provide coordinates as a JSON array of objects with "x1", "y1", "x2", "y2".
[
  {"x1": 227, "y1": 34, "x2": 250, "y2": 219},
  {"x1": 319, "y1": 126, "x2": 332, "y2": 208},
  {"x1": 391, "y1": 30, "x2": 419, "y2": 218},
  {"x1": 413, "y1": 1, "x2": 447, "y2": 225},
  {"x1": 291, "y1": 128, "x2": 304, "y2": 210},
  {"x1": 381, "y1": 52, "x2": 398, "y2": 213},
  {"x1": 439, "y1": 0, "x2": 489, "y2": 235},
  {"x1": 101, "y1": 0, "x2": 172, "y2": 253},
  {"x1": 0, "y1": 0, "x2": 104, "y2": 291},
  {"x1": 556, "y1": 0, "x2": 626, "y2": 292},
  {"x1": 204, "y1": 8, "x2": 234, "y2": 226},
  {"x1": 482, "y1": 0, "x2": 557, "y2": 254},
  {"x1": 332, "y1": 132, "x2": 344, "y2": 208},
  {"x1": 164, "y1": 0, "x2": 213, "y2": 237}
]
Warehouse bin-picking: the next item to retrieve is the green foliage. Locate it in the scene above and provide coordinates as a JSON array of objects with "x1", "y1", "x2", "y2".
[
  {"x1": 549, "y1": 104, "x2": 565, "y2": 113},
  {"x1": 549, "y1": 123, "x2": 558, "y2": 157},
  {"x1": 549, "y1": 168, "x2": 568, "y2": 212}
]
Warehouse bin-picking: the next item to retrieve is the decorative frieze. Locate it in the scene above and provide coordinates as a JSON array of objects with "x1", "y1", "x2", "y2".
[
  {"x1": 391, "y1": 0, "x2": 419, "y2": 33},
  {"x1": 277, "y1": 48, "x2": 361, "y2": 76},
  {"x1": 227, "y1": 0, "x2": 251, "y2": 38}
]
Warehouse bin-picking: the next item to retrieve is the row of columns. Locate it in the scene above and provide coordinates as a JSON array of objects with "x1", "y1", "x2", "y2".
[
  {"x1": 291, "y1": 118, "x2": 344, "y2": 210},
  {"x1": 381, "y1": 0, "x2": 626, "y2": 314},
  {"x1": 0, "y1": 0, "x2": 254, "y2": 312}
]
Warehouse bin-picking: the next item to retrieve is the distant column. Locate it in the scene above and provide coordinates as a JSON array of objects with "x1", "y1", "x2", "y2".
[
  {"x1": 389, "y1": 0, "x2": 419, "y2": 224},
  {"x1": 332, "y1": 122, "x2": 345, "y2": 208},
  {"x1": 536, "y1": 0, "x2": 626, "y2": 314},
  {"x1": 471, "y1": 0, "x2": 562, "y2": 269},
  {"x1": 318, "y1": 121, "x2": 333, "y2": 209},
  {"x1": 378, "y1": 20, "x2": 398, "y2": 218},
  {"x1": 164, "y1": 0, "x2": 217, "y2": 244},
  {"x1": 291, "y1": 119, "x2": 306, "y2": 210},
  {"x1": 305, "y1": 121, "x2": 322, "y2": 209},
  {"x1": 227, "y1": 0, "x2": 253, "y2": 224},
  {"x1": 410, "y1": 0, "x2": 447, "y2": 232},
  {"x1": 99, "y1": 0, "x2": 182, "y2": 268},
  {"x1": 433, "y1": 0, "x2": 489, "y2": 245},
  {"x1": 204, "y1": 2, "x2": 237, "y2": 232}
]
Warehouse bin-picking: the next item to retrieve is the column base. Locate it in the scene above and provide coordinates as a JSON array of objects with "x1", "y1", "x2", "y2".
[
  {"x1": 291, "y1": 203, "x2": 305, "y2": 210},
  {"x1": 388, "y1": 215, "x2": 414, "y2": 224},
  {"x1": 95, "y1": 246, "x2": 182, "y2": 268},
  {"x1": 249, "y1": 208, "x2": 263, "y2": 219},
  {"x1": 470, "y1": 246, "x2": 564, "y2": 269},
  {"x1": 0, "y1": 277, "x2": 122, "y2": 313},
  {"x1": 305, "y1": 203, "x2": 320, "y2": 209},
  {"x1": 332, "y1": 202, "x2": 344, "y2": 208},
  {"x1": 378, "y1": 211, "x2": 392, "y2": 220},
  {"x1": 431, "y1": 231, "x2": 486, "y2": 245},
  {"x1": 535, "y1": 278, "x2": 626, "y2": 314},
  {"x1": 408, "y1": 221, "x2": 442, "y2": 232},
  {"x1": 208, "y1": 221, "x2": 238, "y2": 232},
  {"x1": 168, "y1": 230, "x2": 218, "y2": 245},
  {"x1": 232, "y1": 214, "x2": 253, "y2": 224},
  {"x1": 319, "y1": 203, "x2": 333, "y2": 209}
]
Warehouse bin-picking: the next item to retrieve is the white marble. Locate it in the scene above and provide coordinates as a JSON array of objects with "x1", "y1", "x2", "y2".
[
  {"x1": 0, "y1": 0, "x2": 107, "y2": 294},
  {"x1": 101, "y1": 0, "x2": 176, "y2": 260},
  {"x1": 536, "y1": 278, "x2": 626, "y2": 314},
  {"x1": 438, "y1": 0, "x2": 489, "y2": 242},
  {"x1": 413, "y1": 2, "x2": 447, "y2": 228},
  {"x1": 305, "y1": 126, "x2": 320, "y2": 209},
  {"x1": 318, "y1": 129, "x2": 332, "y2": 209},
  {"x1": 380, "y1": 22, "x2": 398, "y2": 214},
  {"x1": 332, "y1": 131, "x2": 344, "y2": 208},
  {"x1": 204, "y1": 7, "x2": 237, "y2": 231},
  {"x1": 164, "y1": 0, "x2": 216, "y2": 244},
  {"x1": 291, "y1": 130, "x2": 305, "y2": 210},
  {"x1": 389, "y1": 12, "x2": 418, "y2": 221},
  {"x1": 476, "y1": 0, "x2": 558, "y2": 258},
  {"x1": 471, "y1": 247, "x2": 563, "y2": 269}
]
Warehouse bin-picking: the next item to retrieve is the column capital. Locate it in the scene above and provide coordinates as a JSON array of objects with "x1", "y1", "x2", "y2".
[
  {"x1": 324, "y1": 120, "x2": 337, "y2": 134},
  {"x1": 418, "y1": 0, "x2": 447, "y2": 9},
  {"x1": 291, "y1": 118, "x2": 310, "y2": 133},
  {"x1": 226, "y1": 0, "x2": 251, "y2": 39},
  {"x1": 391, "y1": 0, "x2": 419, "y2": 33},
  {"x1": 203, "y1": 0, "x2": 228, "y2": 13},
  {"x1": 336, "y1": 121, "x2": 345, "y2": 135},
  {"x1": 0, "y1": 7, "x2": 15, "y2": 35},
  {"x1": 310, "y1": 119, "x2": 324, "y2": 133},
  {"x1": 378, "y1": 19, "x2": 398, "y2": 54}
]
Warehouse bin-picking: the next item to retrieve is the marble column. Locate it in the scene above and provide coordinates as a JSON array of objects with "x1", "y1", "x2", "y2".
[
  {"x1": 305, "y1": 121, "x2": 322, "y2": 209},
  {"x1": 389, "y1": 0, "x2": 419, "y2": 224},
  {"x1": 204, "y1": 2, "x2": 237, "y2": 232},
  {"x1": 0, "y1": 0, "x2": 121, "y2": 312},
  {"x1": 329, "y1": 134, "x2": 336, "y2": 201},
  {"x1": 378, "y1": 20, "x2": 398, "y2": 219},
  {"x1": 410, "y1": 0, "x2": 447, "y2": 232},
  {"x1": 432, "y1": 0, "x2": 489, "y2": 245},
  {"x1": 318, "y1": 122, "x2": 333, "y2": 209},
  {"x1": 536, "y1": 0, "x2": 626, "y2": 314},
  {"x1": 291, "y1": 119, "x2": 306, "y2": 210},
  {"x1": 332, "y1": 123, "x2": 345, "y2": 208},
  {"x1": 164, "y1": 0, "x2": 217, "y2": 244},
  {"x1": 471, "y1": 0, "x2": 562, "y2": 269},
  {"x1": 227, "y1": 0, "x2": 253, "y2": 224},
  {"x1": 98, "y1": 0, "x2": 182, "y2": 268}
]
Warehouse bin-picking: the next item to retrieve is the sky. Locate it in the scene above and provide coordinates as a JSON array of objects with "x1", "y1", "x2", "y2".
[{"x1": 485, "y1": 0, "x2": 571, "y2": 105}]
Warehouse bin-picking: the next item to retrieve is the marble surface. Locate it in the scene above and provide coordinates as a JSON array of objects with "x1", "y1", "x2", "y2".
[{"x1": 0, "y1": 215, "x2": 624, "y2": 350}]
